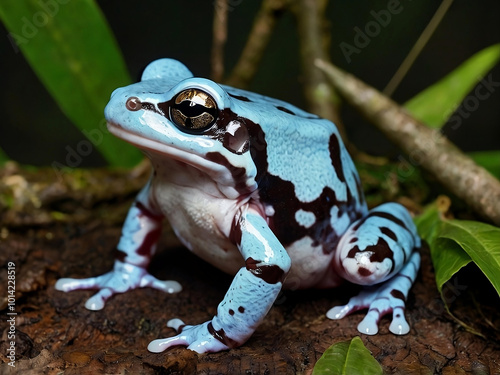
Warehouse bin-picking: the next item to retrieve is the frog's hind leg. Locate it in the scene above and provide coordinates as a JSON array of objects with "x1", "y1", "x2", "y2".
[{"x1": 328, "y1": 202, "x2": 421, "y2": 335}]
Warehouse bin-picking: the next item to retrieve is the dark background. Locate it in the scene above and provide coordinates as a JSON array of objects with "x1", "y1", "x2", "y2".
[{"x1": 1, "y1": 0, "x2": 499, "y2": 167}]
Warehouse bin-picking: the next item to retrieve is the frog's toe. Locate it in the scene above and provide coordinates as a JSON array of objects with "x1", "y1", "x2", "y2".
[
  {"x1": 326, "y1": 304, "x2": 352, "y2": 320},
  {"x1": 55, "y1": 276, "x2": 104, "y2": 292},
  {"x1": 84, "y1": 288, "x2": 114, "y2": 311},
  {"x1": 148, "y1": 320, "x2": 230, "y2": 353},
  {"x1": 148, "y1": 335, "x2": 190, "y2": 353},
  {"x1": 389, "y1": 307, "x2": 410, "y2": 335},
  {"x1": 167, "y1": 318, "x2": 187, "y2": 331},
  {"x1": 326, "y1": 288, "x2": 375, "y2": 320},
  {"x1": 55, "y1": 278, "x2": 78, "y2": 292},
  {"x1": 140, "y1": 274, "x2": 182, "y2": 294},
  {"x1": 357, "y1": 305, "x2": 409, "y2": 335},
  {"x1": 357, "y1": 310, "x2": 380, "y2": 335}
]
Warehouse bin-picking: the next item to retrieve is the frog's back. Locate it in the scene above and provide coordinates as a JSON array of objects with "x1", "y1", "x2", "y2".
[{"x1": 222, "y1": 86, "x2": 367, "y2": 254}]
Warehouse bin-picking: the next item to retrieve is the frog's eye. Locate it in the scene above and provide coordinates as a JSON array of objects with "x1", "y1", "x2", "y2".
[
  {"x1": 126, "y1": 97, "x2": 142, "y2": 111},
  {"x1": 170, "y1": 89, "x2": 218, "y2": 132}
]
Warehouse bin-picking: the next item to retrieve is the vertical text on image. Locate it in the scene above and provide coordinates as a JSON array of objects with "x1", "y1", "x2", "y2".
[{"x1": 6, "y1": 262, "x2": 17, "y2": 368}]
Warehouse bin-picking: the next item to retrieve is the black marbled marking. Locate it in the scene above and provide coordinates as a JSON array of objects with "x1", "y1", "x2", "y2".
[
  {"x1": 358, "y1": 267, "x2": 373, "y2": 277},
  {"x1": 391, "y1": 289, "x2": 406, "y2": 301},
  {"x1": 329, "y1": 134, "x2": 345, "y2": 183},
  {"x1": 380, "y1": 227, "x2": 397, "y2": 241},
  {"x1": 371, "y1": 212, "x2": 410, "y2": 234},
  {"x1": 247, "y1": 120, "x2": 364, "y2": 254},
  {"x1": 228, "y1": 93, "x2": 252, "y2": 102},
  {"x1": 276, "y1": 106, "x2": 296, "y2": 115},
  {"x1": 245, "y1": 257, "x2": 285, "y2": 284},
  {"x1": 206, "y1": 152, "x2": 249, "y2": 194},
  {"x1": 347, "y1": 238, "x2": 395, "y2": 273},
  {"x1": 207, "y1": 322, "x2": 239, "y2": 348}
]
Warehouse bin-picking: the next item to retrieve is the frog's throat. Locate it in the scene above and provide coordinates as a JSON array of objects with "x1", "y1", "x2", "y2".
[{"x1": 107, "y1": 122, "x2": 256, "y2": 197}]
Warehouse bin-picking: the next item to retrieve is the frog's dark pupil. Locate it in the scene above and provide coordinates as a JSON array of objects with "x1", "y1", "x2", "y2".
[
  {"x1": 172, "y1": 98, "x2": 218, "y2": 131},
  {"x1": 175, "y1": 100, "x2": 211, "y2": 118}
]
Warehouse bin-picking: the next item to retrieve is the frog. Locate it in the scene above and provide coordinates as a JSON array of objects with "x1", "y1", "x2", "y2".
[{"x1": 55, "y1": 58, "x2": 421, "y2": 354}]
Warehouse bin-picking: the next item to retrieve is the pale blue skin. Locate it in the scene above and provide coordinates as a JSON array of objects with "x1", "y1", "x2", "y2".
[{"x1": 56, "y1": 59, "x2": 421, "y2": 353}]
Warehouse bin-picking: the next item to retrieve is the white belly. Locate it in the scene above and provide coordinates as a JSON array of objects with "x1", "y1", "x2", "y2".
[{"x1": 153, "y1": 179, "x2": 341, "y2": 289}]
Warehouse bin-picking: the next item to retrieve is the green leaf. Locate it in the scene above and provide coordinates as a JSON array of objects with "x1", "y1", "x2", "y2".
[
  {"x1": 312, "y1": 337, "x2": 383, "y2": 375},
  {"x1": 437, "y1": 220, "x2": 500, "y2": 296},
  {"x1": 415, "y1": 203, "x2": 500, "y2": 297},
  {"x1": 432, "y1": 237, "x2": 472, "y2": 292},
  {"x1": 0, "y1": 0, "x2": 142, "y2": 167},
  {"x1": 405, "y1": 44, "x2": 500, "y2": 128},
  {"x1": 413, "y1": 202, "x2": 443, "y2": 245},
  {"x1": 468, "y1": 150, "x2": 500, "y2": 179},
  {"x1": 415, "y1": 203, "x2": 500, "y2": 336}
]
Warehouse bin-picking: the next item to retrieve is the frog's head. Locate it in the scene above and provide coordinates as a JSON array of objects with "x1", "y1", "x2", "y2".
[{"x1": 105, "y1": 58, "x2": 259, "y2": 198}]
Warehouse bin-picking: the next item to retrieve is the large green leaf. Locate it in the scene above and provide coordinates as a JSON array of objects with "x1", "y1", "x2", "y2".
[
  {"x1": 468, "y1": 150, "x2": 500, "y2": 179},
  {"x1": 415, "y1": 203, "x2": 500, "y2": 336},
  {"x1": 0, "y1": 0, "x2": 142, "y2": 167},
  {"x1": 312, "y1": 337, "x2": 383, "y2": 375},
  {"x1": 405, "y1": 44, "x2": 500, "y2": 128},
  {"x1": 415, "y1": 202, "x2": 500, "y2": 297},
  {"x1": 437, "y1": 220, "x2": 500, "y2": 296},
  {"x1": 432, "y1": 237, "x2": 472, "y2": 292}
]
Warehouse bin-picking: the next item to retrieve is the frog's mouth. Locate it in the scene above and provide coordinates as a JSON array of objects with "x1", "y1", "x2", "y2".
[{"x1": 107, "y1": 121, "x2": 251, "y2": 196}]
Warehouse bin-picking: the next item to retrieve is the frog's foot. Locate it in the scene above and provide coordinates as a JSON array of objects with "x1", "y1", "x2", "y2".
[
  {"x1": 148, "y1": 319, "x2": 231, "y2": 354},
  {"x1": 55, "y1": 260, "x2": 182, "y2": 310},
  {"x1": 327, "y1": 251, "x2": 420, "y2": 335}
]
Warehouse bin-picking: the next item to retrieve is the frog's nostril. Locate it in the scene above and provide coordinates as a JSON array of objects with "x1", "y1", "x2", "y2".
[{"x1": 126, "y1": 97, "x2": 142, "y2": 111}]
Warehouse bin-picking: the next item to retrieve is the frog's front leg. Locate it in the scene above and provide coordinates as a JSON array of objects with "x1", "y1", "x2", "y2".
[
  {"x1": 55, "y1": 180, "x2": 181, "y2": 310},
  {"x1": 148, "y1": 209, "x2": 291, "y2": 353},
  {"x1": 328, "y1": 202, "x2": 421, "y2": 335}
]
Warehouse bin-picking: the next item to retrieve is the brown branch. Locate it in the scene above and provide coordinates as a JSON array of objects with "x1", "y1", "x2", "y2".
[
  {"x1": 225, "y1": 0, "x2": 288, "y2": 88},
  {"x1": 290, "y1": 0, "x2": 343, "y2": 136},
  {"x1": 316, "y1": 60, "x2": 500, "y2": 226},
  {"x1": 211, "y1": 0, "x2": 229, "y2": 82}
]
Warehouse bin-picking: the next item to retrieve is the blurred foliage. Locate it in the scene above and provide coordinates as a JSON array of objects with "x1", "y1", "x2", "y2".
[
  {"x1": 404, "y1": 44, "x2": 500, "y2": 129},
  {"x1": 0, "y1": 0, "x2": 142, "y2": 167}
]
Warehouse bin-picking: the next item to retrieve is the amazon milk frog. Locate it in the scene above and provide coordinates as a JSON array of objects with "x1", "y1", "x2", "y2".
[{"x1": 56, "y1": 58, "x2": 421, "y2": 353}]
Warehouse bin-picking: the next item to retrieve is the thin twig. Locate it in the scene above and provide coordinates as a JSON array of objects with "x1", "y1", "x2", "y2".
[
  {"x1": 211, "y1": 0, "x2": 229, "y2": 82},
  {"x1": 225, "y1": 0, "x2": 288, "y2": 88},
  {"x1": 290, "y1": 0, "x2": 344, "y2": 136},
  {"x1": 383, "y1": 0, "x2": 455, "y2": 96},
  {"x1": 317, "y1": 59, "x2": 500, "y2": 226}
]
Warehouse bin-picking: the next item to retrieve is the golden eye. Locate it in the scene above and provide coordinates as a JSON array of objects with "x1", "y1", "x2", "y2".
[{"x1": 170, "y1": 89, "x2": 218, "y2": 132}]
